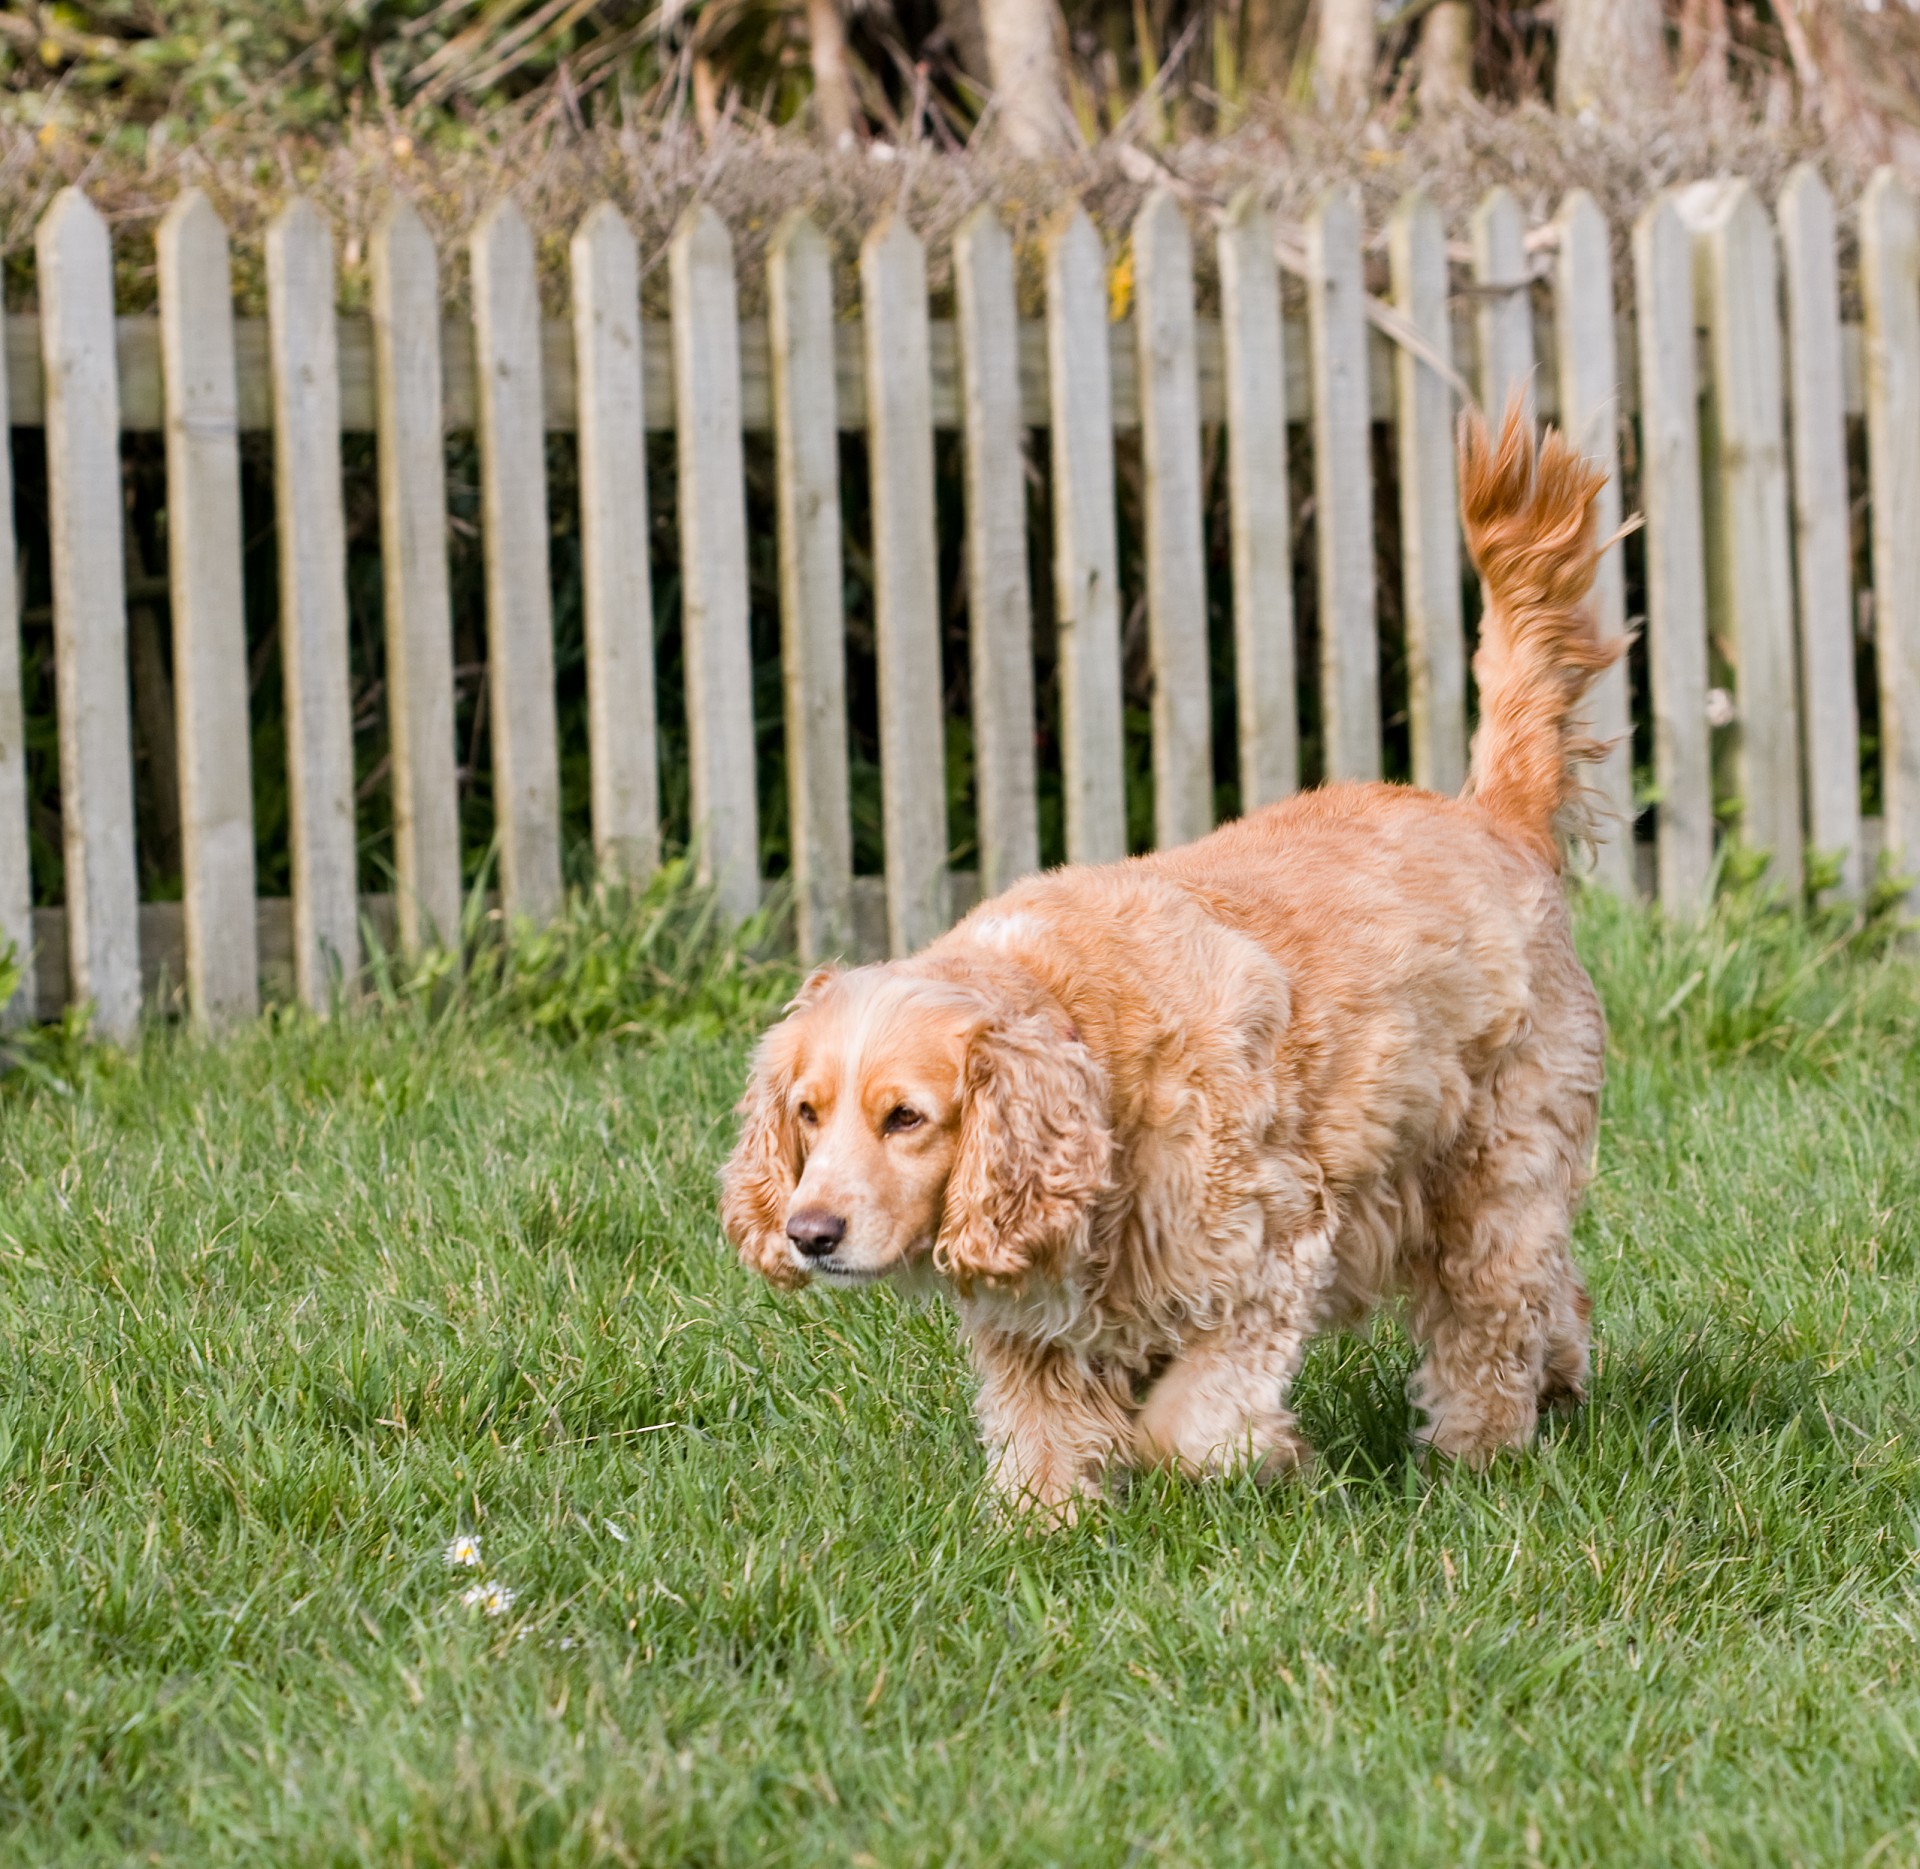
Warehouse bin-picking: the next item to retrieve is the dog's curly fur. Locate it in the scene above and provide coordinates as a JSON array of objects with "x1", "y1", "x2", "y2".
[{"x1": 722, "y1": 403, "x2": 1622, "y2": 1521}]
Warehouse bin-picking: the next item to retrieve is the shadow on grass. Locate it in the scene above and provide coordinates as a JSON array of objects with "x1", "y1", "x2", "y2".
[{"x1": 1290, "y1": 1314, "x2": 1842, "y2": 1495}]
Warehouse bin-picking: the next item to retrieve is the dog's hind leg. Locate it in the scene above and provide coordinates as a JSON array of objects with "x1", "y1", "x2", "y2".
[{"x1": 1408, "y1": 1126, "x2": 1592, "y2": 1465}]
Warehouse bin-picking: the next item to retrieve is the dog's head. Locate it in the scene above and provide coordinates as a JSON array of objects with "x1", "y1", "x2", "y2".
[{"x1": 721, "y1": 963, "x2": 1110, "y2": 1293}]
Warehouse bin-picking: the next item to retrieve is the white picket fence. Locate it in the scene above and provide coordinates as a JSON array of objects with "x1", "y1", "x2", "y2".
[{"x1": 1, "y1": 166, "x2": 1917, "y2": 1038}]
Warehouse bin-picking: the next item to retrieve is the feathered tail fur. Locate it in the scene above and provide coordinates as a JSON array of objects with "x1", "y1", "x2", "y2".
[{"x1": 1458, "y1": 398, "x2": 1627, "y2": 870}]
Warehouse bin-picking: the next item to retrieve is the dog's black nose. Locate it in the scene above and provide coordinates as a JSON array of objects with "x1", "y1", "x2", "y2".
[{"x1": 787, "y1": 1208, "x2": 847, "y2": 1258}]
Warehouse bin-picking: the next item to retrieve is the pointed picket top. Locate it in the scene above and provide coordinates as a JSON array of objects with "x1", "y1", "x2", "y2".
[
  {"x1": 1133, "y1": 185, "x2": 1191, "y2": 274},
  {"x1": 861, "y1": 208, "x2": 927, "y2": 283},
  {"x1": 375, "y1": 194, "x2": 435, "y2": 268},
  {"x1": 770, "y1": 205, "x2": 831, "y2": 277},
  {"x1": 574, "y1": 197, "x2": 631, "y2": 251},
  {"x1": 271, "y1": 192, "x2": 329, "y2": 250},
  {"x1": 1051, "y1": 203, "x2": 1105, "y2": 289},
  {"x1": 472, "y1": 193, "x2": 535, "y2": 283},
  {"x1": 38, "y1": 182, "x2": 109, "y2": 257},
  {"x1": 673, "y1": 199, "x2": 735, "y2": 277},
  {"x1": 955, "y1": 201, "x2": 1012, "y2": 273},
  {"x1": 158, "y1": 185, "x2": 229, "y2": 265}
]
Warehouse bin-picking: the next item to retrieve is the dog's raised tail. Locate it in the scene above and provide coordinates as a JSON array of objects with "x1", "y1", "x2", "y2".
[{"x1": 1458, "y1": 399, "x2": 1626, "y2": 869}]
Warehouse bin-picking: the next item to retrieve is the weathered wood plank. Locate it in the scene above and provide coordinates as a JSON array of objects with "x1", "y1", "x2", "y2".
[
  {"x1": 569, "y1": 203, "x2": 660, "y2": 888},
  {"x1": 1472, "y1": 185, "x2": 1536, "y2": 422},
  {"x1": 157, "y1": 188, "x2": 260, "y2": 1025},
  {"x1": 36, "y1": 188, "x2": 140, "y2": 1038},
  {"x1": 1307, "y1": 187, "x2": 1381, "y2": 783},
  {"x1": 267, "y1": 199, "x2": 359, "y2": 1008},
  {"x1": 1633, "y1": 195, "x2": 1714, "y2": 915},
  {"x1": 1388, "y1": 188, "x2": 1466, "y2": 797},
  {"x1": 1132, "y1": 188, "x2": 1214, "y2": 849},
  {"x1": 1692, "y1": 180, "x2": 1804, "y2": 891},
  {"x1": 1217, "y1": 190, "x2": 1298, "y2": 810},
  {"x1": 669, "y1": 205, "x2": 761, "y2": 926},
  {"x1": 0, "y1": 260, "x2": 26, "y2": 1026},
  {"x1": 1046, "y1": 209, "x2": 1128, "y2": 864},
  {"x1": 954, "y1": 207, "x2": 1041, "y2": 897},
  {"x1": 0, "y1": 306, "x2": 1893, "y2": 436},
  {"x1": 471, "y1": 197, "x2": 563, "y2": 925},
  {"x1": 1554, "y1": 188, "x2": 1636, "y2": 892},
  {"x1": 1861, "y1": 166, "x2": 1920, "y2": 918},
  {"x1": 862, "y1": 215, "x2": 950, "y2": 956},
  {"x1": 1778, "y1": 164, "x2": 1864, "y2": 899},
  {"x1": 767, "y1": 211, "x2": 853, "y2": 961},
  {"x1": 371, "y1": 201, "x2": 463, "y2": 953}
]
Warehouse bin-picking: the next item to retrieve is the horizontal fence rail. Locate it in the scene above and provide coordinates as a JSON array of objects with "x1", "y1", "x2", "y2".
[
  {"x1": 0, "y1": 170, "x2": 1915, "y2": 1035},
  {"x1": 0, "y1": 303, "x2": 1893, "y2": 436}
]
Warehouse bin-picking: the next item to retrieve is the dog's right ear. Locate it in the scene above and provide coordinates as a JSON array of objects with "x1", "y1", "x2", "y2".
[{"x1": 720, "y1": 1021, "x2": 808, "y2": 1290}]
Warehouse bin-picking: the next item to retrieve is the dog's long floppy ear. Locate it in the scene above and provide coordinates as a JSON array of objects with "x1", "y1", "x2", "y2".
[
  {"x1": 720, "y1": 1022, "x2": 810, "y2": 1292},
  {"x1": 937, "y1": 1013, "x2": 1111, "y2": 1292}
]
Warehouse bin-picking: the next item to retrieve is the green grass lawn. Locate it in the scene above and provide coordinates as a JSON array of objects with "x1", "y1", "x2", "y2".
[{"x1": 3, "y1": 880, "x2": 1920, "y2": 1866}]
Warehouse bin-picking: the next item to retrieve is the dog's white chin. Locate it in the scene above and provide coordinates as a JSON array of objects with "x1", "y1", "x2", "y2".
[
  {"x1": 805, "y1": 1262, "x2": 889, "y2": 1288},
  {"x1": 792, "y1": 1236, "x2": 936, "y2": 1290}
]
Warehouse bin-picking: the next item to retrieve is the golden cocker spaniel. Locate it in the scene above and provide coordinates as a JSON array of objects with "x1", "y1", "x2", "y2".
[{"x1": 723, "y1": 404, "x2": 1620, "y2": 1523}]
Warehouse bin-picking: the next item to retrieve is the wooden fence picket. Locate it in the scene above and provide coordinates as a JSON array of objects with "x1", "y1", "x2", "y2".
[
  {"x1": 1046, "y1": 209, "x2": 1127, "y2": 865},
  {"x1": 371, "y1": 201, "x2": 463, "y2": 954},
  {"x1": 1307, "y1": 187, "x2": 1380, "y2": 783},
  {"x1": 767, "y1": 211, "x2": 854, "y2": 961},
  {"x1": 1777, "y1": 165, "x2": 1863, "y2": 899},
  {"x1": 1553, "y1": 188, "x2": 1635, "y2": 892},
  {"x1": 1132, "y1": 189, "x2": 1214, "y2": 849},
  {"x1": 267, "y1": 199, "x2": 359, "y2": 1009},
  {"x1": 1472, "y1": 185, "x2": 1535, "y2": 421},
  {"x1": 1388, "y1": 188, "x2": 1466, "y2": 797},
  {"x1": 36, "y1": 187, "x2": 140, "y2": 1039},
  {"x1": 1633, "y1": 195, "x2": 1713, "y2": 915},
  {"x1": 954, "y1": 207, "x2": 1041, "y2": 896},
  {"x1": 1693, "y1": 181, "x2": 1803, "y2": 891},
  {"x1": 471, "y1": 199, "x2": 563, "y2": 926},
  {"x1": 1217, "y1": 190, "x2": 1297, "y2": 809},
  {"x1": 669, "y1": 205, "x2": 761, "y2": 927},
  {"x1": 158, "y1": 189, "x2": 260, "y2": 1025},
  {"x1": 862, "y1": 215, "x2": 949, "y2": 955},
  {"x1": 1860, "y1": 167, "x2": 1920, "y2": 916},
  {"x1": 569, "y1": 203, "x2": 660, "y2": 889},
  {"x1": 0, "y1": 267, "x2": 27, "y2": 1026}
]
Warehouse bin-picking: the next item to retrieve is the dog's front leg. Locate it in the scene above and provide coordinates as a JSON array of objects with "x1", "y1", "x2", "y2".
[
  {"x1": 968, "y1": 1329, "x2": 1132, "y2": 1527},
  {"x1": 1132, "y1": 1230, "x2": 1337, "y2": 1482},
  {"x1": 1132, "y1": 1311, "x2": 1317, "y2": 1481}
]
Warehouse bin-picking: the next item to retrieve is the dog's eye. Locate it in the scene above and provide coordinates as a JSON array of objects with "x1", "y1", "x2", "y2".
[
  {"x1": 883, "y1": 1105, "x2": 923, "y2": 1136},
  {"x1": 797, "y1": 1102, "x2": 818, "y2": 1126}
]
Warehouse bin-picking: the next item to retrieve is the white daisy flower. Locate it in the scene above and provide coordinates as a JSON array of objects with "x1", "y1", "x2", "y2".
[
  {"x1": 444, "y1": 1534, "x2": 483, "y2": 1570},
  {"x1": 461, "y1": 1581, "x2": 516, "y2": 1616}
]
